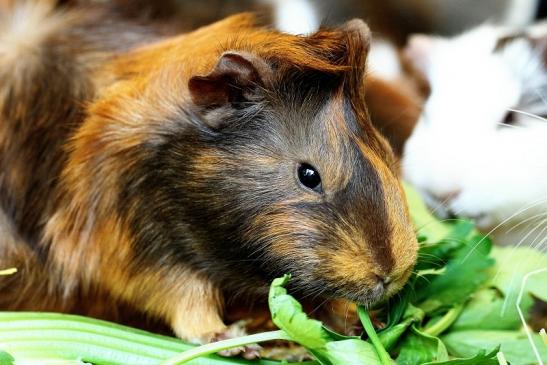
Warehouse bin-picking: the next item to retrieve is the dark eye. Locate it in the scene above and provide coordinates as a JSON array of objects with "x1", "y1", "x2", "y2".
[{"x1": 297, "y1": 163, "x2": 322, "y2": 192}]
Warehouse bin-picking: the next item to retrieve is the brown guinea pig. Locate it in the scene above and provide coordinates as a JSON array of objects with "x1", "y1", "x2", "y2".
[{"x1": 0, "y1": 1, "x2": 417, "y2": 342}]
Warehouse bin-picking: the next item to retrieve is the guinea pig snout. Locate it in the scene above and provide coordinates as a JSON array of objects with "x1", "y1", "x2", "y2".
[{"x1": 373, "y1": 267, "x2": 410, "y2": 293}]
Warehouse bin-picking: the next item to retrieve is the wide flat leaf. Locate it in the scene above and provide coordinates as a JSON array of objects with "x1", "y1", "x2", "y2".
[
  {"x1": 396, "y1": 326, "x2": 448, "y2": 365},
  {"x1": 0, "y1": 351, "x2": 14, "y2": 365},
  {"x1": 324, "y1": 340, "x2": 381, "y2": 365},
  {"x1": 422, "y1": 348, "x2": 498, "y2": 365},
  {"x1": 452, "y1": 288, "x2": 533, "y2": 331},
  {"x1": 268, "y1": 275, "x2": 331, "y2": 350},
  {"x1": 488, "y1": 246, "x2": 547, "y2": 302},
  {"x1": 442, "y1": 330, "x2": 547, "y2": 365}
]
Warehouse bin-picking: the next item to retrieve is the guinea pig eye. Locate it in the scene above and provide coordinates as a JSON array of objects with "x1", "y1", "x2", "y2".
[{"x1": 297, "y1": 163, "x2": 322, "y2": 192}]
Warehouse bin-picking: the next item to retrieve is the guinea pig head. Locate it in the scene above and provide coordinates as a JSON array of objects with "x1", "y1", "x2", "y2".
[
  {"x1": 171, "y1": 20, "x2": 418, "y2": 305},
  {"x1": 102, "y1": 17, "x2": 417, "y2": 310}
]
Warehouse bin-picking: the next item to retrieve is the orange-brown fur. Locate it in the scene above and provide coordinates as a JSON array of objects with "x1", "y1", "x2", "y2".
[{"x1": 0, "y1": 1, "x2": 418, "y2": 341}]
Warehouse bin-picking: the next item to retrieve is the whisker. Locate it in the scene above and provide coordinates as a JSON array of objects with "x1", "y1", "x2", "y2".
[
  {"x1": 495, "y1": 219, "x2": 547, "y2": 316},
  {"x1": 531, "y1": 226, "x2": 547, "y2": 253},
  {"x1": 308, "y1": 297, "x2": 329, "y2": 317},
  {"x1": 497, "y1": 121, "x2": 525, "y2": 129},
  {"x1": 460, "y1": 197, "x2": 547, "y2": 263},
  {"x1": 428, "y1": 194, "x2": 454, "y2": 216},
  {"x1": 508, "y1": 107, "x2": 547, "y2": 123},
  {"x1": 505, "y1": 212, "x2": 547, "y2": 234}
]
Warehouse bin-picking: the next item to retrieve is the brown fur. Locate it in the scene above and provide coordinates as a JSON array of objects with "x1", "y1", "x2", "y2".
[{"x1": 0, "y1": 2, "x2": 417, "y2": 341}]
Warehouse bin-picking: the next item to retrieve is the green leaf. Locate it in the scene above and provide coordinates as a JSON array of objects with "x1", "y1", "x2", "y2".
[
  {"x1": 452, "y1": 288, "x2": 533, "y2": 331},
  {"x1": 378, "y1": 304, "x2": 424, "y2": 351},
  {"x1": 268, "y1": 275, "x2": 331, "y2": 350},
  {"x1": 417, "y1": 234, "x2": 494, "y2": 313},
  {"x1": 9, "y1": 361, "x2": 92, "y2": 365},
  {"x1": 0, "y1": 351, "x2": 14, "y2": 365},
  {"x1": 382, "y1": 287, "x2": 412, "y2": 331},
  {"x1": 488, "y1": 246, "x2": 547, "y2": 302},
  {"x1": 396, "y1": 325, "x2": 448, "y2": 365},
  {"x1": 404, "y1": 184, "x2": 452, "y2": 243},
  {"x1": 422, "y1": 348, "x2": 499, "y2": 365},
  {"x1": 268, "y1": 276, "x2": 383, "y2": 365},
  {"x1": 442, "y1": 330, "x2": 547, "y2": 365},
  {"x1": 323, "y1": 340, "x2": 381, "y2": 365}
]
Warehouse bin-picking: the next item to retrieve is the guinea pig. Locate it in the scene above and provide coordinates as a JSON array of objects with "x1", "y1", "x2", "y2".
[
  {"x1": 402, "y1": 23, "x2": 547, "y2": 247},
  {"x1": 0, "y1": 1, "x2": 417, "y2": 342}
]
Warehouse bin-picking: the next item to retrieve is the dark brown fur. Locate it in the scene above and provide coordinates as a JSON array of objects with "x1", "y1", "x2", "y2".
[{"x1": 0, "y1": 1, "x2": 417, "y2": 340}]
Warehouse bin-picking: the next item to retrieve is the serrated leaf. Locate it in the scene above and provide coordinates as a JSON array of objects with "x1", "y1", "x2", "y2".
[
  {"x1": 268, "y1": 275, "x2": 382, "y2": 365},
  {"x1": 268, "y1": 275, "x2": 331, "y2": 350}
]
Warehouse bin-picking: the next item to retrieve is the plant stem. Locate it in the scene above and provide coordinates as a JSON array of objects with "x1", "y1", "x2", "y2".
[
  {"x1": 422, "y1": 304, "x2": 463, "y2": 337},
  {"x1": 0, "y1": 267, "x2": 17, "y2": 275},
  {"x1": 0, "y1": 312, "x2": 301, "y2": 365},
  {"x1": 358, "y1": 306, "x2": 392, "y2": 365},
  {"x1": 160, "y1": 330, "x2": 292, "y2": 365}
]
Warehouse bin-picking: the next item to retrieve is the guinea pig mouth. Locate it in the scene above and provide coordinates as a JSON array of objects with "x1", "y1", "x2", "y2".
[{"x1": 319, "y1": 281, "x2": 390, "y2": 308}]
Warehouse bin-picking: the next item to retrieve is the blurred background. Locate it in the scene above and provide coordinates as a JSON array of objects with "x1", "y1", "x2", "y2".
[{"x1": 90, "y1": 0, "x2": 547, "y2": 43}]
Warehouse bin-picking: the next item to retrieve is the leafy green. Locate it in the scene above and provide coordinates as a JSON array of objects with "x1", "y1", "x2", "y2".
[
  {"x1": 268, "y1": 274, "x2": 381, "y2": 365},
  {"x1": 396, "y1": 326, "x2": 448, "y2": 365},
  {"x1": 416, "y1": 233, "x2": 494, "y2": 313},
  {"x1": 0, "y1": 351, "x2": 14, "y2": 365},
  {"x1": 422, "y1": 348, "x2": 498, "y2": 365},
  {"x1": 268, "y1": 275, "x2": 331, "y2": 350},
  {"x1": 451, "y1": 288, "x2": 532, "y2": 331},
  {"x1": 442, "y1": 330, "x2": 547, "y2": 365},
  {"x1": 323, "y1": 340, "x2": 382, "y2": 365},
  {"x1": 489, "y1": 246, "x2": 547, "y2": 302},
  {"x1": 378, "y1": 304, "x2": 424, "y2": 351}
]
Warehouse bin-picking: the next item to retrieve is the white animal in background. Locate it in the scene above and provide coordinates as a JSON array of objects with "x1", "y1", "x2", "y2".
[
  {"x1": 267, "y1": 0, "x2": 539, "y2": 36},
  {"x1": 402, "y1": 23, "x2": 547, "y2": 247}
]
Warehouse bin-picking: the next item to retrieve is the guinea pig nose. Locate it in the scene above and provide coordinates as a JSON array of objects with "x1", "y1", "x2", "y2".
[{"x1": 374, "y1": 274, "x2": 391, "y2": 287}]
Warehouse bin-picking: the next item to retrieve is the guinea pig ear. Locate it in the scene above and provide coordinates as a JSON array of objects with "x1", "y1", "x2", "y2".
[{"x1": 188, "y1": 52, "x2": 267, "y2": 110}]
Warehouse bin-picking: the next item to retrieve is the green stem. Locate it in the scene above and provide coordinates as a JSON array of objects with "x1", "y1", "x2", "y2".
[
  {"x1": 160, "y1": 330, "x2": 292, "y2": 365},
  {"x1": 0, "y1": 268, "x2": 17, "y2": 275},
  {"x1": 358, "y1": 306, "x2": 392, "y2": 365},
  {"x1": 422, "y1": 304, "x2": 463, "y2": 337}
]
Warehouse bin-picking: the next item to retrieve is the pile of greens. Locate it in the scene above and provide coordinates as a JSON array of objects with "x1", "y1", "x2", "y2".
[{"x1": 1, "y1": 187, "x2": 546, "y2": 365}]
